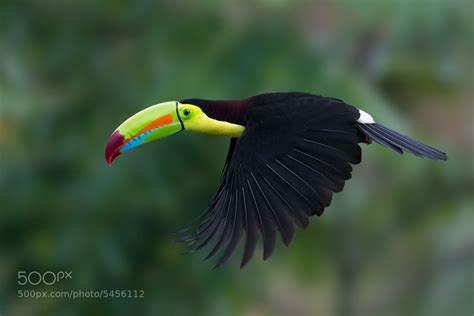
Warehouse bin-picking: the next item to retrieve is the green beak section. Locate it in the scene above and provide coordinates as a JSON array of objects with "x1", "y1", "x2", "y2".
[{"x1": 105, "y1": 101, "x2": 183, "y2": 164}]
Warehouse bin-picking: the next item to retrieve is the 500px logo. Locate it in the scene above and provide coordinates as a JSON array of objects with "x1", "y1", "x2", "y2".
[{"x1": 18, "y1": 271, "x2": 72, "y2": 286}]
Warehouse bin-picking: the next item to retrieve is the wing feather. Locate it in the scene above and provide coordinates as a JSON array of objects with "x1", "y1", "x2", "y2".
[
  {"x1": 247, "y1": 177, "x2": 277, "y2": 261},
  {"x1": 251, "y1": 172, "x2": 296, "y2": 246},
  {"x1": 213, "y1": 177, "x2": 244, "y2": 268},
  {"x1": 240, "y1": 176, "x2": 258, "y2": 268}
]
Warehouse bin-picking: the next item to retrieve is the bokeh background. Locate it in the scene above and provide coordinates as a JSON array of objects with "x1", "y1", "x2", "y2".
[{"x1": 0, "y1": 0, "x2": 473, "y2": 315}]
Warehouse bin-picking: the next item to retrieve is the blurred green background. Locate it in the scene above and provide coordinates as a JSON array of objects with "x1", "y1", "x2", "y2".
[{"x1": 0, "y1": 1, "x2": 473, "y2": 315}]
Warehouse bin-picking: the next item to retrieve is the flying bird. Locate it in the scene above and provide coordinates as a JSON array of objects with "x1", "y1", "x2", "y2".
[{"x1": 105, "y1": 92, "x2": 447, "y2": 268}]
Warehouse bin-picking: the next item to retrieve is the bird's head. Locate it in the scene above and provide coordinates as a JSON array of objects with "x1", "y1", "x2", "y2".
[{"x1": 105, "y1": 100, "x2": 246, "y2": 164}]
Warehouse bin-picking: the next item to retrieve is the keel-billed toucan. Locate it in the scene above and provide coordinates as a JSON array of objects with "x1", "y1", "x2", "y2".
[{"x1": 105, "y1": 92, "x2": 447, "y2": 268}]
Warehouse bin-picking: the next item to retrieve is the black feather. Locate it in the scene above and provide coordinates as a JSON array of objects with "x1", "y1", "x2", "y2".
[
  {"x1": 259, "y1": 172, "x2": 310, "y2": 228},
  {"x1": 252, "y1": 171, "x2": 296, "y2": 246},
  {"x1": 213, "y1": 176, "x2": 244, "y2": 268},
  {"x1": 357, "y1": 123, "x2": 447, "y2": 160},
  {"x1": 240, "y1": 177, "x2": 258, "y2": 268},
  {"x1": 247, "y1": 176, "x2": 277, "y2": 261}
]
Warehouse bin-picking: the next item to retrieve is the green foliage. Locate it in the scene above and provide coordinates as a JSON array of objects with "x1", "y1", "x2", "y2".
[{"x1": 0, "y1": 1, "x2": 472, "y2": 315}]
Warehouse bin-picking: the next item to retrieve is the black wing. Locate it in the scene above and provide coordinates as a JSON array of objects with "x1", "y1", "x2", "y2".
[{"x1": 179, "y1": 94, "x2": 365, "y2": 268}]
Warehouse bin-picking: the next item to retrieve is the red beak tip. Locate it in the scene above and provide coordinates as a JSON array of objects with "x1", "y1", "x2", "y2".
[{"x1": 105, "y1": 131, "x2": 125, "y2": 166}]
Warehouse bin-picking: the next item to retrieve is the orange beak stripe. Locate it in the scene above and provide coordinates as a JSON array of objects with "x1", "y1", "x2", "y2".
[{"x1": 135, "y1": 113, "x2": 174, "y2": 137}]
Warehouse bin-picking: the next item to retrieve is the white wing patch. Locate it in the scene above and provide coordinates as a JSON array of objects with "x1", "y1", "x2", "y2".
[{"x1": 357, "y1": 109, "x2": 375, "y2": 124}]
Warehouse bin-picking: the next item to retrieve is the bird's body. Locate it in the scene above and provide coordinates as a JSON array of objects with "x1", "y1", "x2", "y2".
[{"x1": 106, "y1": 92, "x2": 447, "y2": 268}]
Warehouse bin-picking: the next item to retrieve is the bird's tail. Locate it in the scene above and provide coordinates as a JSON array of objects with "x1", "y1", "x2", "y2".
[{"x1": 356, "y1": 122, "x2": 447, "y2": 160}]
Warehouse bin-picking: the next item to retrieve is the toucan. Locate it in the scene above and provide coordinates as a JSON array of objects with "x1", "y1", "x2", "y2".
[{"x1": 105, "y1": 92, "x2": 447, "y2": 268}]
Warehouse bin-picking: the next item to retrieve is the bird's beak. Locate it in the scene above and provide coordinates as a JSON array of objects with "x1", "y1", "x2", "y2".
[{"x1": 105, "y1": 101, "x2": 183, "y2": 165}]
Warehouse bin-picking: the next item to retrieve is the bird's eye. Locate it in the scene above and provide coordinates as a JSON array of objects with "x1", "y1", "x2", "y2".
[{"x1": 182, "y1": 108, "x2": 191, "y2": 118}]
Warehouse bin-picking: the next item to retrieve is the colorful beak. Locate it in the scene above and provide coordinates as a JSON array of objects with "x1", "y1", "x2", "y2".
[{"x1": 105, "y1": 101, "x2": 183, "y2": 165}]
